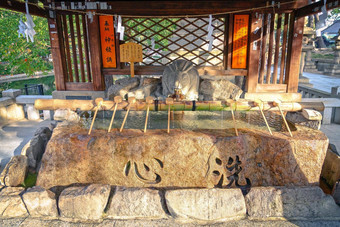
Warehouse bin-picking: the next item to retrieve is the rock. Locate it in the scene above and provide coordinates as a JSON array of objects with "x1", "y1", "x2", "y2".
[
  {"x1": 22, "y1": 186, "x2": 58, "y2": 218},
  {"x1": 34, "y1": 126, "x2": 52, "y2": 140},
  {"x1": 245, "y1": 187, "x2": 340, "y2": 220},
  {"x1": 332, "y1": 181, "x2": 340, "y2": 205},
  {"x1": 140, "y1": 77, "x2": 160, "y2": 86},
  {"x1": 21, "y1": 135, "x2": 45, "y2": 169},
  {"x1": 37, "y1": 124, "x2": 328, "y2": 189},
  {"x1": 162, "y1": 59, "x2": 199, "y2": 100},
  {"x1": 108, "y1": 77, "x2": 140, "y2": 100},
  {"x1": 0, "y1": 187, "x2": 28, "y2": 218},
  {"x1": 165, "y1": 188, "x2": 246, "y2": 222},
  {"x1": 5, "y1": 103, "x2": 25, "y2": 121},
  {"x1": 0, "y1": 155, "x2": 28, "y2": 186},
  {"x1": 59, "y1": 184, "x2": 110, "y2": 220},
  {"x1": 128, "y1": 83, "x2": 158, "y2": 99},
  {"x1": 199, "y1": 79, "x2": 242, "y2": 101},
  {"x1": 302, "y1": 109, "x2": 322, "y2": 121},
  {"x1": 286, "y1": 112, "x2": 321, "y2": 130},
  {"x1": 321, "y1": 148, "x2": 340, "y2": 188},
  {"x1": 106, "y1": 187, "x2": 167, "y2": 219},
  {"x1": 54, "y1": 109, "x2": 79, "y2": 122}
]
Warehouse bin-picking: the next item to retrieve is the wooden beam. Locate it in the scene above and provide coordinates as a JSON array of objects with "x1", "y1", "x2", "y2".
[
  {"x1": 285, "y1": 10, "x2": 305, "y2": 93},
  {"x1": 49, "y1": 1, "x2": 308, "y2": 17},
  {"x1": 246, "y1": 12, "x2": 262, "y2": 93},
  {"x1": 48, "y1": 16, "x2": 67, "y2": 91},
  {"x1": 88, "y1": 15, "x2": 104, "y2": 91},
  {"x1": 65, "y1": 82, "x2": 94, "y2": 91},
  {"x1": 103, "y1": 66, "x2": 247, "y2": 76},
  {"x1": 0, "y1": 0, "x2": 46, "y2": 17}
]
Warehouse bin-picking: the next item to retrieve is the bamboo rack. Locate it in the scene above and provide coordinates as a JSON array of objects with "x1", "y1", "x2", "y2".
[{"x1": 34, "y1": 98, "x2": 324, "y2": 112}]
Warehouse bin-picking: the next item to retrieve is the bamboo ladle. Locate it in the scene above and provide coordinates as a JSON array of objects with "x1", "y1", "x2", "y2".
[
  {"x1": 165, "y1": 97, "x2": 174, "y2": 134},
  {"x1": 144, "y1": 96, "x2": 154, "y2": 133},
  {"x1": 88, "y1": 98, "x2": 103, "y2": 135},
  {"x1": 108, "y1": 96, "x2": 123, "y2": 132},
  {"x1": 273, "y1": 99, "x2": 293, "y2": 137},
  {"x1": 226, "y1": 99, "x2": 239, "y2": 136},
  {"x1": 120, "y1": 97, "x2": 136, "y2": 132},
  {"x1": 254, "y1": 99, "x2": 273, "y2": 135}
]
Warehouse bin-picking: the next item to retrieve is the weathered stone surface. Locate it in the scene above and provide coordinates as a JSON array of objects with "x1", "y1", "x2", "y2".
[
  {"x1": 245, "y1": 187, "x2": 340, "y2": 220},
  {"x1": 37, "y1": 124, "x2": 328, "y2": 189},
  {"x1": 0, "y1": 187, "x2": 28, "y2": 218},
  {"x1": 321, "y1": 148, "x2": 340, "y2": 188},
  {"x1": 22, "y1": 186, "x2": 58, "y2": 218},
  {"x1": 5, "y1": 103, "x2": 25, "y2": 120},
  {"x1": 0, "y1": 155, "x2": 28, "y2": 186},
  {"x1": 199, "y1": 79, "x2": 243, "y2": 101},
  {"x1": 106, "y1": 187, "x2": 167, "y2": 219},
  {"x1": 162, "y1": 60, "x2": 199, "y2": 100},
  {"x1": 59, "y1": 184, "x2": 110, "y2": 220},
  {"x1": 128, "y1": 83, "x2": 158, "y2": 99},
  {"x1": 332, "y1": 181, "x2": 340, "y2": 205},
  {"x1": 21, "y1": 135, "x2": 45, "y2": 168},
  {"x1": 54, "y1": 109, "x2": 80, "y2": 122},
  {"x1": 108, "y1": 77, "x2": 140, "y2": 99},
  {"x1": 286, "y1": 111, "x2": 321, "y2": 130},
  {"x1": 166, "y1": 188, "x2": 245, "y2": 222}
]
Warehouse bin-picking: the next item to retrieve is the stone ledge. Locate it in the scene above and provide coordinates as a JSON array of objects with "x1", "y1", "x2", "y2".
[
  {"x1": 245, "y1": 187, "x2": 340, "y2": 221},
  {"x1": 165, "y1": 188, "x2": 246, "y2": 223},
  {"x1": 0, "y1": 97, "x2": 14, "y2": 107},
  {"x1": 106, "y1": 187, "x2": 167, "y2": 219}
]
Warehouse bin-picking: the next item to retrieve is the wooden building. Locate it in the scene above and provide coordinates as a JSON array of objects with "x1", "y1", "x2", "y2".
[{"x1": 1, "y1": 0, "x2": 339, "y2": 100}]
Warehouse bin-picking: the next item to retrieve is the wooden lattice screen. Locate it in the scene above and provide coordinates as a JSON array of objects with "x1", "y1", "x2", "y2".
[
  {"x1": 122, "y1": 17, "x2": 225, "y2": 67},
  {"x1": 57, "y1": 13, "x2": 93, "y2": 90},
  {"x1": 247, "y1": 11, "x2": 304, "y2": 93}
]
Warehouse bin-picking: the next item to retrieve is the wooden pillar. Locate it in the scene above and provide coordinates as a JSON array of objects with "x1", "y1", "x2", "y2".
[
  {"x1": 48, "y1": 16, "x2": 67, "y2": 91},
  {"x1": 88, "y1": 15, "x2": 104, "y2": 91},
  {"x1": 285, "y1": 11, "x2": 305, "y2": 93},
  {"x1": 246, "y1": 12, "x2": 262, "y2": 93}
]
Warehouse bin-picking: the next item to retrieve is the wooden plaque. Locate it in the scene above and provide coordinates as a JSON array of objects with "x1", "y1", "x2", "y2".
[
  {"x1": 232, "y1": 14, "x2": 249, "y2": 69},
  {"x1": 99, "y1": 16, "x2": 116, "y2": 68},
  {"x1": 120, "y1": 42, "x2": 143, "y2": 63}
]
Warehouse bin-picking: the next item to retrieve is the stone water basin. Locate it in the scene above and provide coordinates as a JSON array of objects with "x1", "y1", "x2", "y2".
[{"x1": 36, "y1": 112, "x2": 328, "y2": 190}]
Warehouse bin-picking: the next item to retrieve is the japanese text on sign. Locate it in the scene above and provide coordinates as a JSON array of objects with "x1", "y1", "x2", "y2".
[
  {"x1": 232, "y1": 15, "x2": 249, "y2": 69},
  {"x1": 120, "y1": 42, "x2": 143, "y2": 63},
  {"x1": 99, "y1": 16, "x2": 116, "y2": 68}
]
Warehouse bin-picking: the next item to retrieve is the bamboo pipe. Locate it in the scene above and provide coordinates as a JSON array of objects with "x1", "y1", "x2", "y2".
[
  {"x1": 226, "y1": 99, "x2": 238, "y2": 136},
  {"x1": 34, "y1": 99, "x2": 324, "y2": 112},
  {"x1": 273, "y1": 99, "x2": 293, "y2": 137},
  {"x1": 254, "y1": 99, "x2": 273, "y2": 136},
  {"x1": 88, "y1": 98, "x2": 103, "y2": 135},
  {"x1": 144, "y1": 96, "x2": 154, "y2": 133},
  {"x1": 108, "y1": 96, "x2": 122, "y2": 132},
  {"x1": 166, "y1": 98, "x2": 174, "y2": 134},
  {"x1": 120, "y1": 97, "x2": 136, "y2": 132}
]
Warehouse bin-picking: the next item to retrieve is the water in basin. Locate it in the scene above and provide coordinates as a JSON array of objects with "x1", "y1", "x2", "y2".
[{"x1": 81, "y1": 110, "x2": 287, "y2": 132}]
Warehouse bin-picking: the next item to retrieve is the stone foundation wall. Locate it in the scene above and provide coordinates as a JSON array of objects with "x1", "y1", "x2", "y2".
[{"x1": 0, "y1": 185, "x2": 339, "y2": 223}]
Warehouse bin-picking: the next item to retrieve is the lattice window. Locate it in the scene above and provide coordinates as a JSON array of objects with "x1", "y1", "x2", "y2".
[{"x1": 123, "y1": 17, "x2": 225, "y2": 67}]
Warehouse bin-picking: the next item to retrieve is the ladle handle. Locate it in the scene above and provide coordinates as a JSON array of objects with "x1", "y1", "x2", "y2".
[
  {"x1": 120, "y1": 104, "x2": 131, "y2": 132},
  {"x1": 108, "y1": 103, "x2": 118, "y2": 132},
  {"x1": 144, "y1": 104, "x2": 150, "y2": 133}
]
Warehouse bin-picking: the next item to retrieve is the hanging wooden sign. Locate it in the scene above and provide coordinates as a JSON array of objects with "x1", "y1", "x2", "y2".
[
  {"x1": 99, "y1": 15, "x2": 116, "y2": 68},
  {"x1": 232, "y1": 14, "x2": 249, "y2": 69},
  {"x1": 120, "y1": 42, "x2": 143, "y2": 77}
]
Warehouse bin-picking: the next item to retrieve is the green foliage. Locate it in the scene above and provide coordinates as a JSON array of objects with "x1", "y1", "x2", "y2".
[
  {"x1": 0, "y1": 75, "x2": 55, "y2": 97},
  {"x1": 0, "y1": 9, "x2": 52, "y2": 76},
  {"x1": 328, "y1": 8, "x2": 340, "y2": 21},
  {"x1": 21, "y1": 172, "x2": 37, "y2": 188}
]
